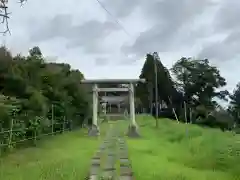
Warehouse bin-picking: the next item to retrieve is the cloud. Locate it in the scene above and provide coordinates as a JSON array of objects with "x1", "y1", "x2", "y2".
[
  {"x1": 29, "y1": 15, "x2": 120, "y2": 54},
  {"x1": 94, "y1": 53, "x2": 138, "y2": 66},
  {"x1": 30, "y1": 14, "x2": 72, "y2": 41},
  {"x1": 198, "y1": 36, "x2": 240, "y2": 61},
  {"x1": 198, "y1": 0, "x2": 240, "y2": 62},
  {"x1": 94, "y1": 57, "x2": 109, "y2": 66},
  {"x1": 101, "y1": 0, "x2": 141, "y2": 18},
  {"x1": 122, "y1": 0, "x2": 216, "y2": 57},
  {"x1": 142, "y1": 0, "x2": 214, "y2": 22},
  {"x1": 1, "y1": 0, "x2": 240, "y2": 93},
  {"x1": 214, "y1": 0, "x2": 240, "y2": 33}
]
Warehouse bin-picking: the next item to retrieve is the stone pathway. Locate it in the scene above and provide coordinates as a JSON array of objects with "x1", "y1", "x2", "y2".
[{"x1": 87, "y1": 123, "x2": 134, "y2": 180}]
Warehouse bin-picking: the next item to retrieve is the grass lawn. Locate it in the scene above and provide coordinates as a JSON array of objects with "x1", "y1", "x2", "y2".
[
  {"x1": 0, "y1": 123, "x2": 109, "y2": 180},
  {"x1": 126, "y1": 115, "x2": 240, "y2": 180}
]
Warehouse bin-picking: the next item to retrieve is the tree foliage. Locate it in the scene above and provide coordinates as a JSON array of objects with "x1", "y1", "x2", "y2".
[
  {"x1": 136, "y1": 54, "x2": 236, "y2": 130},
  {"x1": 229, "y1": 82, "x2": 240, "y2": 125},
  {"x1": 1, "y1": 45, "x2": 239, "y2": 155},
  {"x1": 137, "y1": 53, "x2": 177, "y2": 107},
  {"x1": 171, "y1": 57, "x2": 227, "y2": 106},
  {"x1": 0, "y1": 46, "x2": 91, "y2": 153}
]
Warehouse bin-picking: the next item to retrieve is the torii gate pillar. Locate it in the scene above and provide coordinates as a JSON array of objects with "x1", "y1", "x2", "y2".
[
  {"x1": 81, "y1": 79, "x2": 145, "y2": 137},
  {"x1": 89, "y1": 83, "x2": 100, "y2": 136},
  {"x1": 127, "y1": 82, "x2": 138, "y2": 136}
]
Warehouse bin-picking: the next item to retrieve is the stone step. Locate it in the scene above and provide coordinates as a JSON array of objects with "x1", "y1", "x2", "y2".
[
  {"x1": 91, "y1": 159, "x2": 101, "y2": 166},
  {"x1": 120, "y1": 166, "x2": 133, "y2": 176},
  {"x1": 89, "y1": 165, "x2": 100, "y2": 175},
  {"x1": 102, "y1": 155, "x2": 117, "y2": 179},
  {"x1": 88, "y1": 175, "x2": 99, "y2": 180},
  {"x1": 119, "y1": 176, "x2": 133, "y2": 180},
  {"x1": 119, "y1": 158, "x2": 130, "y2": 165}
]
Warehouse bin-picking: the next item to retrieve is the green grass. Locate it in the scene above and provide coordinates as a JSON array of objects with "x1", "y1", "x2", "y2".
[
  {"x1": 125, "y1": 115, "x2": 240, "y2": 180},
  {"x1": 1, "y1": 117, "x2": 240, "y2": 180},
  {"x1": 0, "y1": 123, "x2": 109, "y2": 180}
]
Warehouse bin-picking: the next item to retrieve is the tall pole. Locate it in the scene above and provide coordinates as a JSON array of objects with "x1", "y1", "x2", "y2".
[
  {"x1": 148, "y1": 82, "x2": 153, "y2": 114},
  {"x1": 153, "y1": 52, "x2": 159, "y2": 127},
  {"x1": 51, "y1": 104, "x2": 54, "y2": 135}
]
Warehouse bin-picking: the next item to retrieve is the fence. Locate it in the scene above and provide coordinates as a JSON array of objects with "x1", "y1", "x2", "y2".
[
  {"x1": 0, "y1": 117, "x2": 76, "y2": 156},
  {"x1": 0, "y1": 99, "x2": 91, "y2": 156}
]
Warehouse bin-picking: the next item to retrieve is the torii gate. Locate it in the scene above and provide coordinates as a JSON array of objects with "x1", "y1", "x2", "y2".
[{"x1": 81, "y1": 78, "x2": 145, "y2": 137}]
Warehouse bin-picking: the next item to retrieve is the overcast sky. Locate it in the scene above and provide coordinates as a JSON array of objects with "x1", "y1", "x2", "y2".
[{"x1": 1, "y1": 0, "x2": 239, "y2": 94}]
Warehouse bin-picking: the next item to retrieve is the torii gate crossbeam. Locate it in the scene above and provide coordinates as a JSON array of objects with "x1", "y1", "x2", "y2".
[{"x1": 81, "y1": 78, "x2": 145, "y2": 137}]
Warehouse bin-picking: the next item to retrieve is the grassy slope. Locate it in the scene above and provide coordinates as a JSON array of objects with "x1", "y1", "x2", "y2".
[
  {"x1": 126, "y1": 115, "x2": 240, "y2": 180},
  {"x1": 0, "y1": 123, "x2": 109, "y2": 180},
  {"x1": 1, "y1": 117, "x2": 239, "y2": 180}
]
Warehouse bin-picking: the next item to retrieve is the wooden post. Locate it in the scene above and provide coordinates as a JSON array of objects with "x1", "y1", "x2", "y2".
[
  {"x1": 0, "y1": 127, "x2": 2, "y2": 156},
  {"x1": 184, "y1": 101, "x2": 187, "y2": 124},
  {"x1": 118, "y1": 103, "x2": 121, "y2": 113},
  {"x1": 189, "y1": 107, "x2": 192, "y2": 124},
  {"x1": 34, "y1": 129, "x2": 37, "y2": 146},
  {"x1": 168, "y1": 96, "x2": 179, "y2": 123},
  {"x1": 63, "y1": 116, "x2": 65, "y2": 132},
  {"x1": 51, "y1": 104, "x2": 54, "y2": 136},
  {"x1": 8, "y1": 118, "x2": 14, "y2": 151}
]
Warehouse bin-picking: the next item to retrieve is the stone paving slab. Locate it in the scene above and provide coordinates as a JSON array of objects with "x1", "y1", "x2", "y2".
[{"x1": 87, "y1": 123, "x2": 134, "y2": 180}]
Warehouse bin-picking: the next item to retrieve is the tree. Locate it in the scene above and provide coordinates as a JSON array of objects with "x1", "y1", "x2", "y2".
[
  {"x1": 171, "y1": 57, "x2": 228, "y2": 124},
  {"x1": 0, "y1": 45, "x2": 91, "y2": 154},
  {"x1": 136, "y1": 53, "x2": 182, "y2": 126},
  {"x1": 229, "y1": 82, "x2": 240, "y2": 125},
  {"x1": 29, "y1": 46, "x2": 42, "y2": 57}
]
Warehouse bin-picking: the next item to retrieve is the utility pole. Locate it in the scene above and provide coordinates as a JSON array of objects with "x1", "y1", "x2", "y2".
[
  {"x1": 149, "y1": 82, "x2": 153, "y2": 115},
  {"x1": 153, "y1": 52, "x2": 159, "y2": 127}
]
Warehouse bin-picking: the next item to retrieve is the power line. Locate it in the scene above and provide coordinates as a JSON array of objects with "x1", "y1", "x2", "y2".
[{"x1": 95, "y1": 0, "x2": 131, "y2": 37}]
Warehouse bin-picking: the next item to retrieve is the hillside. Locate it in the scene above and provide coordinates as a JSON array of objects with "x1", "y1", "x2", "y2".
[
  {"x1": 0, "y1": 115, "x2": 239, "y2": 179},
  {"x1": 126, "y1": 115, "x2": 240, "y2": 180},
  {"x1": 0, "y1": 46, "x2": 91, "y2": 156}
]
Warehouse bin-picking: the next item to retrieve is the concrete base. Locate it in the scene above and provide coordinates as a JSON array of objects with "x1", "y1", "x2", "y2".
[
  {"x1": 88, "y1": 125, "x2": 100, "y2": 136},
  {"x1": 126, "y1": 125, "x2": 140, "y2": 138}
]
